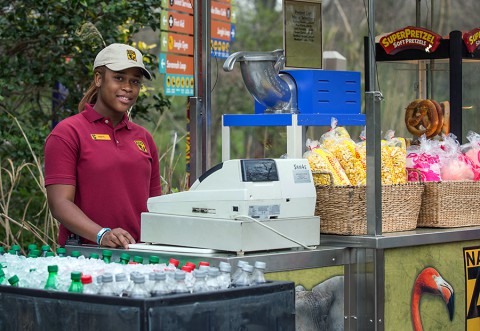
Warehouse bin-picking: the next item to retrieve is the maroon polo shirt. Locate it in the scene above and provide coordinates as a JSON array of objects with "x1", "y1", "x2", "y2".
[{"x1": 44, "y1": 104, "x2": 161, "y2": 246}]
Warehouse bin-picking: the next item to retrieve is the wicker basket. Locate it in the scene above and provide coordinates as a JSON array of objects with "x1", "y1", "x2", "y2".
[
  {"x1": 417, "y1": 181, "x2": 480, "y2": 228},
  {"x1": 314, "y1": 174, "x2": 424, "y2": 235}
]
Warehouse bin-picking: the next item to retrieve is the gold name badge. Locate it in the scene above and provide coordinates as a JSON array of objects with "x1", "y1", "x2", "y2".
[{"x1": 91, "y1": 134, "x2": 111, "y2": 141}]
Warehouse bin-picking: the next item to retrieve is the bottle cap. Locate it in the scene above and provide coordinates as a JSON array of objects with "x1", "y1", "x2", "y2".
[
  {"x1": 115, "y1": 273, "x2": 127, "y2": 282},
  {"x1": 56, "y1": 247, "x2": 66, "y2": 255},
  {"x1": 133, "y1": 256, "x2": 144, "y2": 264},
  {"x1": 185, "y1": 261, "x2": 196, "y2": 269},
  {"x1": 133, "y1": 274, "x2": 146, "y2": 284},
  {"x1": 45, "y1": 252, "x2": 55, "y2": 257},
  {"x1": 8, "y1": 275, "x2": 19, "y2": 285},
  {"x1": 48, "y1": 265, "x2": 59, "y2": 273},
  {"x1": 174, "y1": 270, "x2": 186, "y2": 280},
  {"x1": 102, "y1": 249, "x2": 112, "y2": 257},
  {"x1": 11, "y1": 245, "x2": 21, "y2": 252},
  {"x1": 198, "y1": 261, "x2": 210, "y2": 267},
  {"x1": 154, "y1": 272, "x2": 166, "y2": 281},
  {"x1": 70, "y1": 271, "x2": 82, "y2": 281},
  {"x1": 181, "y1": 265, "x2": 193, "y2": 273},
  {"x1": 71, "y1": 251, "x2": 81, "y2": 258},
  {"x1": 120, "y1": 253, "x2": 131, "y2": 262},
  {"x1": 236, "y1": 260, "x2": 248, "y2": 268},
  {"x1": 89, "y1": 253, "x2": 100, "y2": 259},
  {"x1": 41, "y1": 245, "x2": 51, "y2": 252},
  {"x1": 194, "y1": 269, "x2": 207, "y2": 278},
  {"x1": 27, "y1": 244, "x2": 38, "y2": 251},
  {"x1": 169, "y1": 258, "x2": 180, "y2": 267},
  {"x1": 219, "y1": 263, "x2": 232, "y2": 272},
  {"x1": 81, "y1": 275, "x2": 93, "y2": 285},
  {"x1": 242, "y1": 264, "x2": 254, "y2": 273},
  {"x1": 149, "y1": 255, "x2": 160, "y2": 264},
  {"x1": 102, "y1": 273, "x2": 113, "y2": 283}
]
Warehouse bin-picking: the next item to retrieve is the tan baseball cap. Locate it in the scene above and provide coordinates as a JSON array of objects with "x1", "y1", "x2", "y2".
[{"x1": 94, "y1": 43, "x2": 152, "y2": 80}]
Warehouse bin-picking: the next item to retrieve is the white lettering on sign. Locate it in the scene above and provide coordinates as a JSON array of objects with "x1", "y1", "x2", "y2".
[
  {"x1": 173, "y1": 0, "x2": 192, "y2": 9},
  {"x1": 217, "y1": 27, "x2": 230, "y2": 38},
  {"x1": 174, "y1": 18, "x2": 185, "y2": 28},
  {"x1": 167, "y1": 60, "x2": 187, "y2": 72},
  {"x1": 174, "y1": 40, "x2": 189, "y2": 51},
  {"x1": 211, "y1": 6, "x2": 227, "y2": 18}
]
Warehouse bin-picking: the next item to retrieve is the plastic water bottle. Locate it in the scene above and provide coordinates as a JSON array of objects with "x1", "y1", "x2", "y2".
[
  {"x1": 218, "y1": 262, "x2": 232, "y2": 289},
  {"x1": 68, "y1": 272, "x2": 83, "y2": 293},
  {"x1": 173, "y1": 270, "x2": 189, "y2": 294},
  {"x1": 81, "y1": 275, "x2": 97, "y2": 295},
  {"x1": 101, "y1": 250, "x2": 112, "y2": 264},
  {"x1": 233, "y1": 264, "x2": 254, "y2": 287},
  {"x1": 206, "y1": 267, "x2": 221, "y2": 291},
  {"x1": 232, "y1": 260, "x2": 248, "y2": 283},
  {"x1": 98, "y1": 273, "x2": 115, "y2": 296},
  {"x1": 44, "y1": 265, "x2": 59, "y2": 290},
  {"x1": 192, "y1": 269, "x2": 208, "y2": 293},
  {"x1": 114, "y1": 273, "x2": 130, "y2": 297},
  {"x1": 118, "y1": 253, "x2": 130, "y2": 265},
  {"x1": 130, "y1": 274, "x2": 151, "y2": 298},
  {"x1": 252, "y1": 261, "x2": 267, "y2": 284},
  {"x1": 151, "y1": 272, "x2": 170, "y2": 297},
  {"x1": 8, "y1": 274, "x2": 20, "y2": 287},
  {"x1": 145, "y1": 272, "x2": 156, "y2": 293}
]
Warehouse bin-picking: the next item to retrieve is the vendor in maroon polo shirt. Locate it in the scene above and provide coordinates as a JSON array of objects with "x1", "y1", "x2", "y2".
[{"x1": 44, "y1": 44, "x2": 162, "y2": 249}]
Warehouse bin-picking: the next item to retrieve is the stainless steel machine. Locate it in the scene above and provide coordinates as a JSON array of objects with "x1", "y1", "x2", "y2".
[{"x1": 140, "y1": 158, "x2": 320, "y2": 254}]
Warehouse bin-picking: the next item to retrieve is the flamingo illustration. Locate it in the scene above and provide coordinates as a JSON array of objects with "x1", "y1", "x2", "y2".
[{"x1": 411, "y1": 267, "x2": 454, "y2": 331}]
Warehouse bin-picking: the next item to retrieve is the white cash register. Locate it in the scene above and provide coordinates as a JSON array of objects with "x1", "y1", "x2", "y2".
[{"x1": 140, "y1": 158, "x2": 320, "y2": 254}]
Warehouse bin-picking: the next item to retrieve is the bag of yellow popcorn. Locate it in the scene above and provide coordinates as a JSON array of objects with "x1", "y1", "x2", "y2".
[
  {"x1": 304, "y1": 139, "x2": 350, "y2": 186},
  {"x1": 320, "y1": 124, "x2": 366, "y2": 186}
]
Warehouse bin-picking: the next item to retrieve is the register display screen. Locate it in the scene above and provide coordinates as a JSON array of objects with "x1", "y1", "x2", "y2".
[{"x1": 240, "y1": 159, "x2": 279, "y2": 182}]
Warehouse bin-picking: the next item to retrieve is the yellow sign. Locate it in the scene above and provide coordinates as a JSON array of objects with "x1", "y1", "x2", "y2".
[
  {"x1": 91, "y1": 134, "x2": 111, "y2": 141},
  {"x1": 464, "y1": 246, "x2": 480, "y2": 330}
]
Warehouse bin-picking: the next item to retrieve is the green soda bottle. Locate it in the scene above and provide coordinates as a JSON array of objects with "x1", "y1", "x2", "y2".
[
  {"x1": 119, "y1": 253, "x2": 130, "y2": 265},
  {"x1": 0, "y1": 268, "x2": 6, "y2": 285},
  {"x1": 149, "y1": 256, "x2": 160, "y2": 264},
  {"x1": 68, "y1": 272, "x2": 83, "y2": 293},
  {"x1": 11, "y1": 245, "x2": 21, "y2": 255},
  {"x1": 41, "y1": 245, "x2": 51, "y2": 257},
  {"x1": 56, "y1": 247, "x2": 67, "y2": 257},
  {"x1": 27, "y1": 244, "x2": 38, "y2": 256},
  {"x1": 44, "y1": 265, "x2": 59, "y2": 290},
  {"x1": 101, "y1": 250, "x2": 112, "y2": 264},
  {"x1": 132, "y1": 256, "x2": 144, "y2": 264}
]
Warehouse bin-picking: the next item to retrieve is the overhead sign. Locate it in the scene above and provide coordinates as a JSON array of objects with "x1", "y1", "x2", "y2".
[
  {"x1": 161, "y1": 0, "x2": 193, "y2": 14},
  {"x1": 463, "y1": 27, "x2": 480, "y2": 53},
  {"x1": 161, "y1": 10, "x2": 194, "y2": 35},
  {"x1": 379, "y1": 26, "x2": 442, "y2": 55},
  {"x1": 161, "y1": 32, "x2": 194, "y2": 56}
]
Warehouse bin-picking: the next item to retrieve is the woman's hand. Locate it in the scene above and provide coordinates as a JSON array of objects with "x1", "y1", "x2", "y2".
[{"x1": 100, "y1": 228, "x2": 136, "y2": 249}]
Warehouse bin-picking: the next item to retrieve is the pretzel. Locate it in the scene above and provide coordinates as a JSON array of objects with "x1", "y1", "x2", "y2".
[
  {"x1": 405, "y1": 99, "x2": 439, "y2": 138},
  {"x1": 429, "y1": 100, "x2": 444, "y2": 137}
]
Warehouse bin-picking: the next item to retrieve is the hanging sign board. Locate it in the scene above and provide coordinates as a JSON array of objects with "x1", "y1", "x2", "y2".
[
  {"x1": 463, "y1": 28, "x2": 480, "y2": 53},
  {"x1": 283, "y1": 0, "x2": 322, "y2": 69},
  {"x1": 379, "y1": 26, "x2": 442, "y2": 55}
]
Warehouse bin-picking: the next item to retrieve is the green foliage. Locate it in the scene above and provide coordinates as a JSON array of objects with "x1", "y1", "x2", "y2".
[{"x1": 0, "y1": 0, "x2": 167, "y2": 249}]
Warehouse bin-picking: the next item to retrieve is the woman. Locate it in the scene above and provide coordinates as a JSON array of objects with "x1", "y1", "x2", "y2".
[{"x1": 44, "y1": 43, "x2": 161, "y2": 249}]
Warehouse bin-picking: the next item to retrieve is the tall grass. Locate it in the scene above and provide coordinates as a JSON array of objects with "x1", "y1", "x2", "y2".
[{"x1": 0, "y1": 114, "x2": 57, "y2": 254}]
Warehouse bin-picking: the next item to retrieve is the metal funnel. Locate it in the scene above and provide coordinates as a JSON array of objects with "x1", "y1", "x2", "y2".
[{"x1": 223, "y1": 49, "x2": 296, "y2": 113}]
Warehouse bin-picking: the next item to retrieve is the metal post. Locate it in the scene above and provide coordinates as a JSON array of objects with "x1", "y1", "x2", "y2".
[{"x1": 201, "y1": 0, "x2": 212, "y2": 172}]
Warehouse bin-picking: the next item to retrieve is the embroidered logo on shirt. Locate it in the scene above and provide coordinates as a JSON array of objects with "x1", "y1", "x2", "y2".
[
  {"x1": 91, "y1": 134, "x2": 111, "y2": 141},
  {"x1": 127, "y1": 50, "x2": 137, "y2": 61},
  {"x1": 134, "y1": 140, "x2": 148, "y2": 153}
]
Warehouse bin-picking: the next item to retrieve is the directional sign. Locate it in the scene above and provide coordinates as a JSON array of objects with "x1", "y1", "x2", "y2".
[
  {"x1": 159, "y1": 53, "x2": 194, "y2": 75},
  {"x1": 161, "y1": 32, "x2": 194, "y2": 55},
  {"x1": 164, "y1": 74, "x2": 194, "y2": 96},
  {"x1": 211, "y1": 20, "x2": 232, "y2": 41},
  {"x1": 161, "y1": 10, "x2": 194, "y2": 35},
  {"x1": 211, "y1": 1, "x2": 231, "y2": 22},
  {"x1": 211, "y1": 39, "x2": 231, "y2": 59},
  {"x1": 161, "y1": 0, "x2": 193, "y2": 14}
]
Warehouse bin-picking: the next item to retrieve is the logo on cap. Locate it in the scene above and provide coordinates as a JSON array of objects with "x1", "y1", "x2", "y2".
[{"x1": 127, "y1": 50, "x2": 137, "y2": 62}]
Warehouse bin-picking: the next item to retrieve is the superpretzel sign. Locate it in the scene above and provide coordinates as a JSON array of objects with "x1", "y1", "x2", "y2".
[{"x1": 379, "y1": 26, "x2": 442, "y2": 55}]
